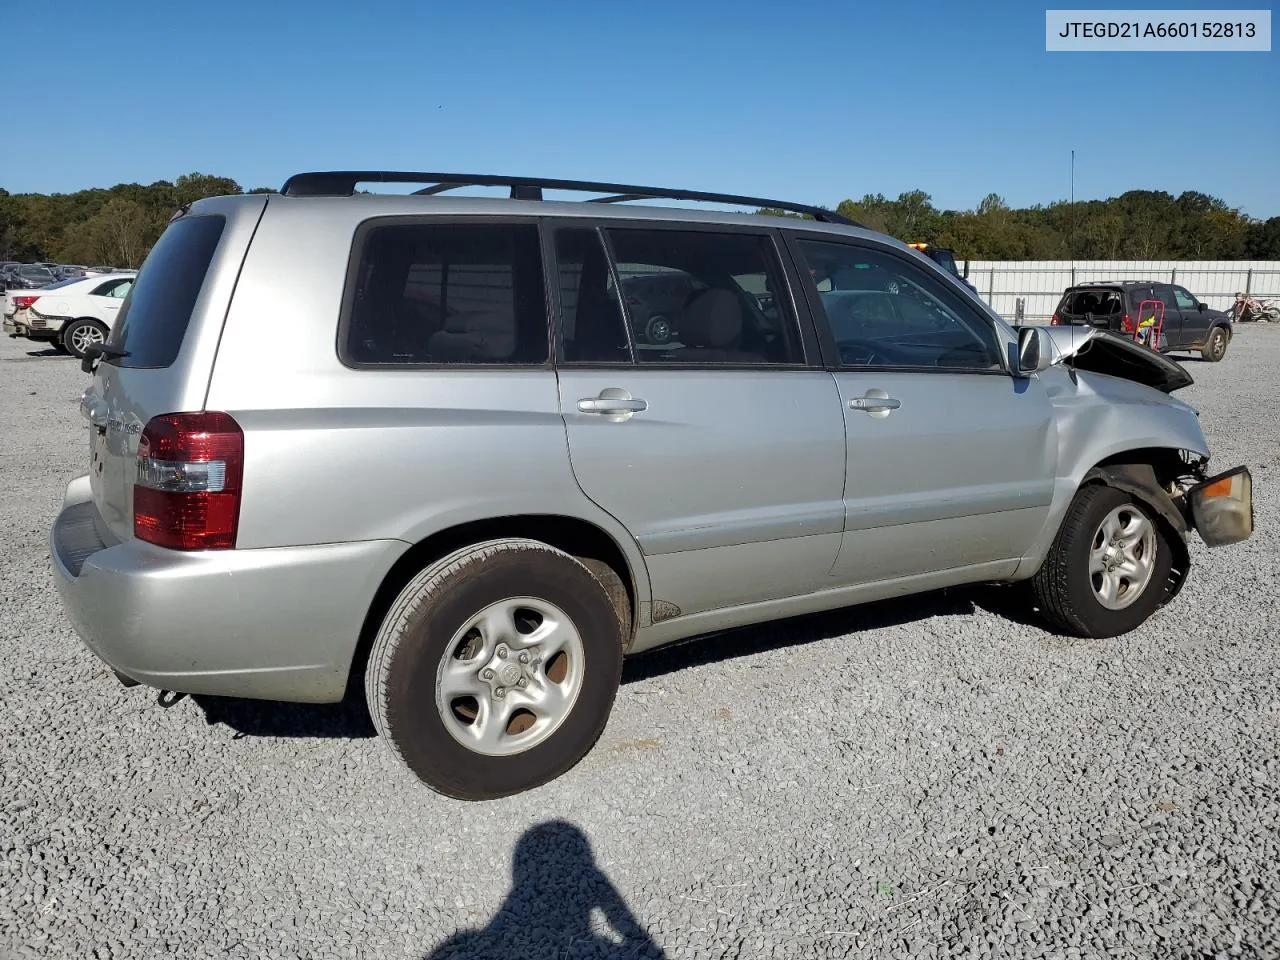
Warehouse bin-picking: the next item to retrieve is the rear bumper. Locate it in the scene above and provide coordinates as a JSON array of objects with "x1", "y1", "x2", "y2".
[{"x1": 49, "y1": 475, "x2": 407, "y2": 703}]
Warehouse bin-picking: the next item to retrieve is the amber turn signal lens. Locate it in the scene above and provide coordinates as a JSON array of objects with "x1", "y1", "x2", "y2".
[{"x1": 1199, "y1": 476, "x2": 1235, "y2": 498}]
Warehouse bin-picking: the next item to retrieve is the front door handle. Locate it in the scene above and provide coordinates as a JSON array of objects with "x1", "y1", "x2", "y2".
[
  {"x1": 578, "y1": 397, "x2": 647, "y2": 414},
  {"x1": 849, "y1": 395, "x2": 900, "y2": 412},
  {"x1": 577, "y1": 389, "x2": 648, "y2": 415}
]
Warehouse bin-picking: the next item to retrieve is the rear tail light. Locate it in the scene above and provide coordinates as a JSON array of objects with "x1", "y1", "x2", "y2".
[
  {"x1": 13, "y1": 296, "x2": 39, "y2": 310},
  {"x1": 1050, "y1": 313, "x2": 1060, "y2": 325},
  {"x1": 133, "y1": 412, "x2": 243, "y2": 550},
  {"x1": 1121, "y1": 313, "x2": 1135, "y2": 333}
]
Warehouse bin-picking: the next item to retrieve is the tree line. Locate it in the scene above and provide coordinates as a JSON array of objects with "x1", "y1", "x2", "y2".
[
  {"x1": 767, "y1": 189, "x2": 1278, "y2": 261},
  {"x1": 2, "y1": 173, "x2": 1278, "y2": 268}
]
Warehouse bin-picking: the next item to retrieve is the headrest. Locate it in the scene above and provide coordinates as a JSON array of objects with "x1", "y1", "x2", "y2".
[{"x1": 679, "y1": 289, "x2": 742, "y2": 348}]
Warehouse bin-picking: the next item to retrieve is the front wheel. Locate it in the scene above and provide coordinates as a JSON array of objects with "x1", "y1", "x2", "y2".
[
  {"x1": 365, "y1": 539, "x2": 624, "y2": 800},
  {"x1": 62, "y1": 318, "x2": 109, "y2": 360},
  {"x1": 1031, "y1": 485, "x2": 1174, "y2": 638},
  {"x1": 1200, "y1": 326, "x2": 1228, "y2": 362}
]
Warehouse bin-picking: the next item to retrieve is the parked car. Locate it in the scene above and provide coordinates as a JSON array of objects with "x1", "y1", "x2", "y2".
[
  {"x1": 9, "y1": 263, "x2": 59, "y2": 289},
  {"x1": 0, "y1": 264, "x2": 19, "y2": 292},
  {"x1": 3, "y1": 272, "x2": 135, "y2": 357},
  {"x1": 51, "y1": 170, "x2": 1253, "y2": 801},
  {"x1": 1051, "y1": 281, "x2": 1233, "y2": 362}
]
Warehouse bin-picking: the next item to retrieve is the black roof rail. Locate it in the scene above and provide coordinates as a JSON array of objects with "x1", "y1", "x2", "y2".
[{"x1": 277, "y1": 170, "x2": 858, "y2": 226}]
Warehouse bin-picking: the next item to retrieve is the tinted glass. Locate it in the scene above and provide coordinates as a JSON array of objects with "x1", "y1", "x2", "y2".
[
  {"x1": 604, "y1": 228, "x2": 803, "y2": 365},
  {"x1": 1173, "y1": 286, "x2": 1198, "y2": 309},
  {"x1": 1155, "y1": 285, "x2": 1178, "y2": 309},
  {"x1": 555, "y1": 228, "x2": 632, "y2": 364},
  {"x1": 91, "y1": 278, "x2": 128, "y2": 297},
  {"x1": 344, "y1": 222, "x2": 548, "y2": 365},
  {"x1": 1064, "y1": 288, "x2": 1123, "y2": 315},
  {"x1": 796, "y1": 239, "x2": 1002, "y2": 370},
  {"x1": 106, "y1": 214, "x2": 225, "y2": 368}
]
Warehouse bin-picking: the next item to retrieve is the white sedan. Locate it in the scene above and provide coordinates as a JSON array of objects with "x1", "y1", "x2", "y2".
[{"x1": 3, "y1": 272, "x2": 136, "y2": 359}]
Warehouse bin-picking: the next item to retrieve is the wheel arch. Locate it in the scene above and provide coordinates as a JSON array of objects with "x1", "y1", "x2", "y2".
[
  {"x1": 62, "y1": 315, "x2": 107, "y2": 331},
  {"x1": 1022, "y1": 446, "x2": 1194, "y2": 604},
  {"x1": 1080, "y1": 454, "x2": 1191, "y2": 606},
  {"x1": 343, "y1": 514, "x2": 648, "y2": 699}
]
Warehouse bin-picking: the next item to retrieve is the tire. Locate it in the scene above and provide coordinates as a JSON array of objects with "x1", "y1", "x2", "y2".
[
  {"x1": 1200, "y1": 326, "x2": 1228, "y2": 362},
  {"x1": 62, "y1": 318, "x2": 108, "y2": 360},
  {"x1": 645, "y1": 314, "x2": 672, "y2": 345},
  {"x1": 365, "y1": 538, "x2": 624, "y2": 800},
  {"x1": 1031, "y1": 484, "x2": 1174, "y2": 639}
]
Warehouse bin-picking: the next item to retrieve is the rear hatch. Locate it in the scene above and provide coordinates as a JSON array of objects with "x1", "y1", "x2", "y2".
[
  {"x1": 83, "y1": 195, "x2": 267, "y2": 542},
  {"x1": 1054, "y1": 286, "x2": 1125, "y2": 330}
]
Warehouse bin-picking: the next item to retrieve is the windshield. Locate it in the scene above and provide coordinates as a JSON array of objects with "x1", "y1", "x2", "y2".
[
  {"x1": 934, "y1": 250, "x2": 959, "y2": 275},
  {"x1": 20, "y1": 266, "x2": 54, "y2": 277}
]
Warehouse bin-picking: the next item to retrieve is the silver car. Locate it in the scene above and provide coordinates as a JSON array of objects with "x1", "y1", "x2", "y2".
[{"x1": 50, "y1": 171, "x2": 1254, "y2": 800}]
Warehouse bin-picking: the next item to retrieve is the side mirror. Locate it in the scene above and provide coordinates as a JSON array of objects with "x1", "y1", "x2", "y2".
[
  {"x1": 1015, "y1": 325, "x2": 1053, "y2": 376},
  {"x1": 1198, "y1": 302, "x2": 1206, "y2": 312}
]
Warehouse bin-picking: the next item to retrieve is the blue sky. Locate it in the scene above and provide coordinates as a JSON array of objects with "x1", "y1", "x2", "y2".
[{"x1": 8, "y1": 0, "x2": 1278, "y2": 216}]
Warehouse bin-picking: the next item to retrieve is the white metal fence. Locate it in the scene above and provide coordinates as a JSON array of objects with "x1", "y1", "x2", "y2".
[{"x1": 959, "y1": 260, "x2": 1280, "y2": 323}]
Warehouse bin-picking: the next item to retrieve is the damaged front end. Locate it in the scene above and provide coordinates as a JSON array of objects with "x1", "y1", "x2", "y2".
[
  {"x1": 1043, "y1": 326, "x2": 1194, "y2": 394},
  {"x1": 1179, "y1": 463, "x2": 1254, "y2": 547},
  {"x1": 1044, "y1": 326, "x2": 1255, "y2": 549},
  {"x1": 1127, "y1": 452, "x2": 1255, "y2": 551}
]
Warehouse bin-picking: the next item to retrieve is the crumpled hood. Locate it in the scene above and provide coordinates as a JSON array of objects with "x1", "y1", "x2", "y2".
[{"x1": 1041, "y1": 325, "x2": 1194, "y2": 394}]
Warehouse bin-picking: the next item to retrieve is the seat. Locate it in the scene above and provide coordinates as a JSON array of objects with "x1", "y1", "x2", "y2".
[
  {"x1": 672, "y1": 288, "x2": 761, "y2": 363},
  {"x1": 427, "y1": 310, "x2": 516, "y2": 362}
]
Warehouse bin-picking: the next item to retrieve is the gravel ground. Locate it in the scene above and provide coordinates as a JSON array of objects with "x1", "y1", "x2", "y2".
[{"x1": 2, "y1": 327, "x2": 1278, "y2": 960}]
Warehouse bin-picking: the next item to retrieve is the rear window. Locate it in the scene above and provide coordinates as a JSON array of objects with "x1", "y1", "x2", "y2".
[
  {"x1": 105, "y1": 214, "x2": 226, "y2": 368},
  {"x1": 1061, "y1": 288, "x2": 1124, "y2": 316}
]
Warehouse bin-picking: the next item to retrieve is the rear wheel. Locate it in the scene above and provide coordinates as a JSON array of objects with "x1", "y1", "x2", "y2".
[
  {"x1": 1031, "y1": 485, "x2": 1173, "y2": 638},
  {"x1": 645, "y1": 314, "x2": 672, "y2": 345},
  {"x1": 365, "y1": 539, "x2": 624, "y2": 800},
  {"x1": 1200, "y1": 326, "x2": 1228, "y2": 362},
  {"x1": 62, "y1": 318, "x2": 108, "y2": 360}
]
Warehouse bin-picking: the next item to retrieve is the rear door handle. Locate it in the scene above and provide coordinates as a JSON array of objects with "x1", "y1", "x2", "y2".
[
  {"x1": 577, "y1": 395, "x2": 648, "y2": 414},
  {"x1": 849, "y1": 396, "x2": 900, "y2": 412}
]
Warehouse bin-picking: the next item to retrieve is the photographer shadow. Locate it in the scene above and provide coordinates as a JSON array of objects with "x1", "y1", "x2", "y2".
[{"x1": 424, "y1": 820, "x2": 666, "y2": 960}]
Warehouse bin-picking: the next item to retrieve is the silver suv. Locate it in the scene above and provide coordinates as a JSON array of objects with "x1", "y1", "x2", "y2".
[{"x1": 51, "y1": 170, "x2": 1254, "y2": 800}]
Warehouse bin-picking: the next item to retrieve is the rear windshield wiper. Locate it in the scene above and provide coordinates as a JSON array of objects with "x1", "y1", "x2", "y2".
[{"x1": 81, "y1": 343, "x2": 130, "y2": 374}]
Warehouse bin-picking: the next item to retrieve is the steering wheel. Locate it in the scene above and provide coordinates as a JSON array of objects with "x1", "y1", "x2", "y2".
[{"x1": 837, "y1": 338, "x2": 887, "y2": 366}]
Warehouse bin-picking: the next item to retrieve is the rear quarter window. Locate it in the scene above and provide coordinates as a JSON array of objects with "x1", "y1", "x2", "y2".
[{"x1": 105, "y1": 214, "x2": 226, "y2": 368}]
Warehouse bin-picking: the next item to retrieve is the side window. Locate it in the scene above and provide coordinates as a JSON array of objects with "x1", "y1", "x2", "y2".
[
  {"x1": 554, "y1": 227, "x2": 632, "y2": 364},
  {"x1": 603, "y1": 228, "x2": 804, "y2": 365},
  {"x1": 343, "y1": 221, "x2": 548, "y2": 366},
  {"x1": 93, "y1": 278, "x2": 133, "y2": 298},
  {"x1": 1155, "y1": 285, "x2": 1178, "y2": 310},
  {"x1": 1173, "y1": 286, "x2": 1198, "y2": 310},
  {"x1": 794, "y1": 238, "x2": 1003, "y2": 371}
]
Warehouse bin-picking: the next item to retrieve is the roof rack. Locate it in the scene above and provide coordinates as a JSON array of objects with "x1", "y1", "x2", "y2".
[{"x1": 277, "y1": 170, "x2": 858, "y2": 225}]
